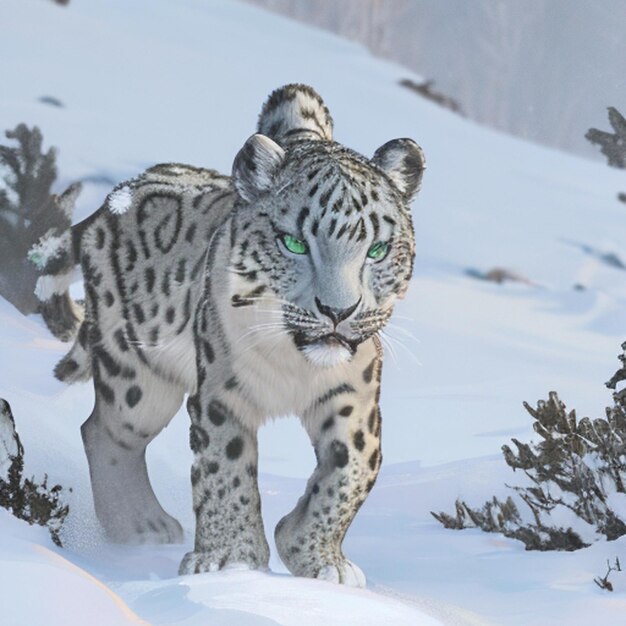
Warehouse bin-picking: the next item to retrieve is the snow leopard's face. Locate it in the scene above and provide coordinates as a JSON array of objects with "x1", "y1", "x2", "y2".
[{"x1": 230, "y1": 135, "x2": 423, "y2": 367}]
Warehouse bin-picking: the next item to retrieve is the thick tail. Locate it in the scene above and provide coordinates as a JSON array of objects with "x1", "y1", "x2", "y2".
[
  {"x1": 29, "y1": 182, "x2": 85, "y2": 342},
  {"x1": 29, "y1": 182, "x2": 94, "y2": 382},
  {"x1": 257, "y1": 84, "x2": 334, "y2": 145}
]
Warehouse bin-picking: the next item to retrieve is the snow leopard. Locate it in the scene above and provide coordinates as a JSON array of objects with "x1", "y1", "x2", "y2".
[{"x1": 52, "y1": 84, "x2": 425, "y2": 586}]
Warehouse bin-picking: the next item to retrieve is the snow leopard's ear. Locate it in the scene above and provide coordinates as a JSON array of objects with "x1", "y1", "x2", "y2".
[
  {"x1": 372, "y1": 138, "x2": 426, "y2": 202},
  {"x1": 232, "y1": 134, "x2": 285, "y2": 202}
]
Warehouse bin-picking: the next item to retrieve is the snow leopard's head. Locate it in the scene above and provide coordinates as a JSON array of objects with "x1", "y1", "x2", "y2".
[{"x1": 228, "y1": 84, "x2": 424, "y2": 367}]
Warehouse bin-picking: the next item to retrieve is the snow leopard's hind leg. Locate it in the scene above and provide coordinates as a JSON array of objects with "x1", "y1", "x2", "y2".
[
  {"x1": 81, "y1": 336, "x2": 185, "y2": 544},
  {"x1": 275, "y1": 344, "x2": 383, "y2": 587}
]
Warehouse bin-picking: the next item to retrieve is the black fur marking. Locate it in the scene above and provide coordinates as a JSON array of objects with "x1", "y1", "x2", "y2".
[
  {"x1": 328, "y1": 218, "x2": 337, "y2": 236},
  {"x1": 330, "y1": 440, "x2": 349, "y2": 469},
  {"x1": 368, "y1": 407, "x2": 378, "y2": 434},
  {"x1": 175, "y1": 258, "x2": 186, "y2": 283},
  {"x1": 149, "y1": 326, "x2": 159, "y2": 345},
  {"x1": 314, "y1": 383, "x2": 355, "y2": 408},
  {"x1": 185, "y1": 223, "x2": 197, "y2": 243},
  {"x1": 308, "y1": 182, "x2": 319, "y2": 197},
  {"x1": 207, "y1": 461, "x2": 219, "y2": 474},
  {"x1": 231, "y1": 294, "x2": 254, "y2": 308},
  {"x1": 321, "y1": 416, "x2": 334, "y2": 431},
  {"x1": 125, "y1": 240, "x2": 138, "y2": 270},
  {"x1": 145, "y1": 266, "x2": 155, "y2": 293},
  {"x1": 133, "y1": 303, "x2": 145, "y2": 325},
  {"x1": 224, "y1": 376, "x2": 238, "y2": 390},
  {"x1": 187, "y1": 394, "x2": 201, "y2": 420},
  {"x1": 226, "y1": 437, "x2": 244, "y2": 460},
  {"x1": 202, "y1": 339, "x2": 215, "y2": 363},
  {"x1": 319, "y1": 185, "x2": 335, "y2": 210},
  {"x1": 78, "y1": 322, "x2": 89, "y2": 348},
  {"x1": 369, "y1": 213, "x2": 380, "y2": 239},
  {"x1": 138, "y1": 229, "x2": 151, "y2": 259},
  {"x1": 311, "y1": 219, "x2": 319, "y2": 236},
  {"x1": 95, "y1": 227, "x2": 106, "y2": 249},
  {"x1": 175, "y1": 288, "x2": 192, "y2": 334},
  {"x1": 190, "y1": 424, "x2": 210, "y2": 453},
  {"x1": 296, "y1": 206, "x2": 310, "y2": 233},
  {"x1": 161, "y1": 269, "x2": 171, "y2": 296},
  {"x1": 190, "y1": 254, "x2": 206, "y2": 281},
  {"x1": 166, "y1": 306, "x2": 175, "y2": 324},
  {"x1": 353, "y1": 430, "x2": 365, "y2": 451},
  {"x1": 312, "y1": 483, "x2": 319, "y2": 494},
  {"x1": 59, "y1": 358, "x2": 79, "y2": 375},
  {"x1": 339, "y1": 405, "x2": 354, "y2": 417},
  {"x1": 151, "y1": 196, "x2": 183, "y2": 253},
  {"x1": 93, "y1": 346, "x2": 122, "y2": 377},
  {"x1": 97, "y1": 380, "x2": 115, "y2": 404},
  {"x1": 336, "y1": 223, "x2": 349, "y2": 239},
  {"x1": 126, "y1": 385, "x2": 142, "y2": 408},
  {"x1": 359, "y1": 218, "x2": 368, "y2": 242},
  {"x1": 369, "y1": 449, "x2": 379, "y2": 471},
  {"x1": 208, "y1": 400, "x2": 228, "y2": 426},
  {"x1": 382, "y1": 215, "x2": 396, "y2": 226},
  {"x1": 363, "y1": 359, "x2": 376, "y2": 384},
  {"x1": 191, "y1": 466, "x2": 201, "y2": 485}
]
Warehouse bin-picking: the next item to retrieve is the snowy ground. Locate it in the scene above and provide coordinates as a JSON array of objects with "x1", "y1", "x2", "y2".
[{"x1": 1, "y1": 0, "x2": 626, "y2": 624}]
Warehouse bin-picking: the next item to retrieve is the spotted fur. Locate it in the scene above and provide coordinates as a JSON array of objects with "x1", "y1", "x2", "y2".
[{"x1": 57, "y1": 84, "x2": 425, "y2": 586}]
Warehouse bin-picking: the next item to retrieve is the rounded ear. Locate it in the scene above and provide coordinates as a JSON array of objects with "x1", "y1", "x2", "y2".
[
  {"x1": 372, "y1": 138, "x2": 425, "y2": 202},
  {"x1": 232, "y1": 134, "x2": 285, "y2": 202}
]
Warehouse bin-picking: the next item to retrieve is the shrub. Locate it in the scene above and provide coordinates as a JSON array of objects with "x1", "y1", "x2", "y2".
[
  {"x1": 0, "y1": 398, "x2": 69, "y2": 546},
  {"x1": 432, "y1": 342, "x2": 626, "y2": 551}
]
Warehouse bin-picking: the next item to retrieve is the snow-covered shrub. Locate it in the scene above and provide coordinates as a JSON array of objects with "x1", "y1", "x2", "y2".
[
  {"x1": 0, "y1": 398, "x2": 69, "y2": 546},
  {"x1": 0, "y1": 123, "x2": 82, "y2": 339},
  {"x1": 433, "y1": 342, "x2": 626, "y2": 551},
  {"x1": 586, "y1": 107, "x2": 626, "y2": 204}
]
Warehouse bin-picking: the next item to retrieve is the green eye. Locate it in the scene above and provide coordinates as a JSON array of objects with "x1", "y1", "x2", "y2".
[
  {"x1": 367, "y1": 241, "x2": 390, "y2": 261},
  {"x1": 281, "y1": 233, "x2": 308, "y2": 255}
]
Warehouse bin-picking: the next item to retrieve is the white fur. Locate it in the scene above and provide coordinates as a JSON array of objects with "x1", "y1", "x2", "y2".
[
  {"x1": 302, "y1": 342, "x2": 351, "y2": 368},
  {"x1": 34, "y1": 268, "x2": 79, "y2": 301},
  {"x1": 108, "y1": 185, "x2": 133, "y2": 214}
]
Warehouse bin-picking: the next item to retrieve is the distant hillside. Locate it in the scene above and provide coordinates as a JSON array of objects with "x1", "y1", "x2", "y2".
[{"x1": 245, "y1": 0, "x2": 626, "y2": 161}]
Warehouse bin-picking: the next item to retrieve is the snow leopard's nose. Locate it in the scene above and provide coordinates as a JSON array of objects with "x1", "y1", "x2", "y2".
[{"x1": 315, "y1": 296, "x2": 361, "y2": 326}]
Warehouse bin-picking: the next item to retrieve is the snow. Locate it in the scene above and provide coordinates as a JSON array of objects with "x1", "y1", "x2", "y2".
[{"x1": 1, "y1": 0, "x2": 626, "y2": 624}]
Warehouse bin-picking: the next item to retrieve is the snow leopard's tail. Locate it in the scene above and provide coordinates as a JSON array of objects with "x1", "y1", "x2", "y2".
[
  {"x1": 257, "y1": 84, "x2": 334, "y2": 145},
  {"x1": 29, "y1": 182, "x2": 96, "y2": 382},
  {"x1": 54, "y1": 321, "x2": 92, "y2": 383}
]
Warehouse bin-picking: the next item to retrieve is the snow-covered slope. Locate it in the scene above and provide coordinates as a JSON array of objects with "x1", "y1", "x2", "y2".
[{"x1": 1, "y1": 0, "x2": 625, "y2": 624}]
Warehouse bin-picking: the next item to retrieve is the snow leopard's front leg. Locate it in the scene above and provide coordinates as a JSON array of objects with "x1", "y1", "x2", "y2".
[
  {"x1": 275, "y1": 342, "x2": 383, "y2": 587},
  {"x1": 179, "y1": 368, "x2": 269, "y2": 575}
]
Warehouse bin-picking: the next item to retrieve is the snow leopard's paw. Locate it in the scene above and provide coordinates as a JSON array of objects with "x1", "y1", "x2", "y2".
[{"x1": 316, "y1": 559, "x2": 366, "y2": 588}]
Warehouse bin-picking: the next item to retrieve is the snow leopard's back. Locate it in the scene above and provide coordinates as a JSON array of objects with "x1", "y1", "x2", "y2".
[{"x1": 56, "y1": 163, "x2": 235, "y2": 390}]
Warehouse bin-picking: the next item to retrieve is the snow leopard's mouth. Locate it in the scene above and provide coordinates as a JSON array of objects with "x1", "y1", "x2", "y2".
[{"x1": 292, "y1": 331, "x2": 359, "y2": 355}]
